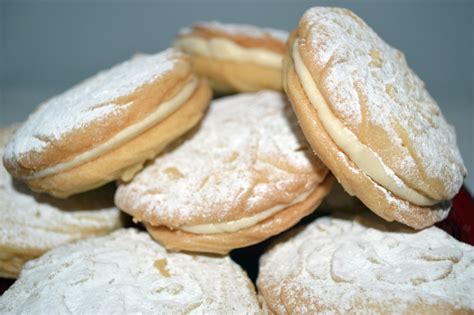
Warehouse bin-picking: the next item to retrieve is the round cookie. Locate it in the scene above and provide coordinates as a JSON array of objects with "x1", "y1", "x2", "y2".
[
  {"x1": 116, "y1": 91, "x2": 332, "y2": 254},
  {"x1": 0, "y1": 229, "x2": 261, "y2": 314},
  {"x1": 257, "y1": 213, "x2": 474, "y2": 314},
  {"x1": 0, "y1": 125, "x2": 122, "y2": 279},
  {"x1": 3, "y1": 49, "x2": 212, "y2": 198},
  {"x1": 174, "y1": 21, "x2": 288, "y2": 93},
  {"x1": 283, "y1": 7, "x2": 466, "y2": 229}
]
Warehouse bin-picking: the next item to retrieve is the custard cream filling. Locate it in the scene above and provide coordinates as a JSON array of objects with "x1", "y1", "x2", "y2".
[
  {"x1": 174, "y1": 36, "x2": 283, "y2": 69},
  {"x1": 24, "y1": 77, "x2": 199, "y2": 180},
  {"x1": 292, "y1": 41, "x2": 437, "y2": 206},
  {"x1": 181, "y1": 188, "x2": 314, "y2": 234}
]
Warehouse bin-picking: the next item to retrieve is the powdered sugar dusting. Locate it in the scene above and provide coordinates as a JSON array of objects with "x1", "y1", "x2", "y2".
[
  {"x1": 116, "y1": 91, "x2": 324, "y2": 227},
  {"x1": 5, "y1": 49, "x2": 181, "y2": 160},
  {"x1": 300, "y1": 7, "x2": 465, "y2": 198},
  {"x1": 0, "y1": 126, "x2": 121, "y2": 266},
  {"x1": 181, "y1": 21, "x2": 288, "y2": 42},
  {"x1": 258, "y1": 214, "x2": 474, "y2": 313},
  {"x1": 0, "y1": 229, "x2": 260, "y2": 314}
]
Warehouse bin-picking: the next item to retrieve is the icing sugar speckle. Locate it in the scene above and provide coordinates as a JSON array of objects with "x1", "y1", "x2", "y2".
[
  {"x1": 300, "y1": 7, "x2": 465, "y2": 198},
  {"x1": 258, "y1": 214, "x2": 474, "y2": 313},
  {"x1": 0, "y1": 229, "x2": 260, "y2": 314},
  {"x1": 5, "y1": 49, "x2": 181, "y2": 160},
  {"x1": 0, "y1": 126, "x2": 121, "y2": 277},
  {"x1": 116, "y1": 91, "x2": 324, "y2": 227}
]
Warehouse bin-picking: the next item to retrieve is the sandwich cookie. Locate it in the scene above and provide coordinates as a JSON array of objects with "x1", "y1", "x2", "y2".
[
  {"x1": 175, "y1": 21, "x2": 288, "y2": 93},
  {"x1": 0, "y1": 126, "x2": 122, "y2": 279},
  {"x1": 115, "y1": 91, "x2": 332, "y2": 254},
  {"x1": 283, "y1": 7, "x2": 466, "y2": 229},
  {"x1": 3, "y1": 49, "x2": 212, "y2": 198},
  {"x1": 257, "y1": 213, "x2": 474, "y2": 314},
  {"x1": 0, "y1": 229, "x2": 261, "y2": 314}
]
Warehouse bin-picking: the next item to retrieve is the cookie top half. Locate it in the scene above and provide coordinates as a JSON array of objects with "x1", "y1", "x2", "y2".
[
  {"x1": 257, "y1": 213, "x2": 474, "y2": 314},
  {"x1": 0, "y1": 229, "x2": 260, "y2": 314},
  {"x1": 293, "y1": 7, "x2": 465, "y2": 203}
]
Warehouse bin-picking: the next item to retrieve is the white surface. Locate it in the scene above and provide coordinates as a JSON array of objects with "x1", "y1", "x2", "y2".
[
  {"x1": 0, "y1": 229, "x2": 260, "y2": 314},
  {"x1": 258, "y1": 214, "x2": 474, "y2": 313}
]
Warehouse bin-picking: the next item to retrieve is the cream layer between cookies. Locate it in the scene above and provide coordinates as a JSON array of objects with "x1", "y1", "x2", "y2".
[
  {"x1": 175, "y1": 37, "x2": 283, "y2": 69},
  {"x1": 292, "y1": 41, "x2": 437, "y2": 206},
  {"x1": 24, "y1": 78, "x2": 199, "y2": 180},
  {"x1": 181, "y1": 187, "x2": 314, "y2": 234}
]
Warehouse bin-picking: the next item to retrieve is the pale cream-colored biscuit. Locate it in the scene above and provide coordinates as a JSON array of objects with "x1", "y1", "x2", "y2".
[
  {"x1": 284, "y1": 7, "x2": 465, "y2": 228},
  {"x1": 175, "y1": 21, "x2": 288, "y2": 93},
  {"x1": 116, "y1": 91, "x2": 331, "y2": 254},
  {"x1": 0, "y1": 229, "x2": 261, "y2": 313},
  {"x1": 257, "y1": 213, "x2": 474, "y2": 314},
  {"x1": 3, "y1": 49, "x2": 212, "y2": 198},
  {"x1": 0, "y1": 126, "x2": 122, "y2": 278}
]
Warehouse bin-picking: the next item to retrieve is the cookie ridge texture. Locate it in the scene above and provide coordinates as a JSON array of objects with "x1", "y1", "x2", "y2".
[
  {"x1": 258, "y1": 213, "x2": 474, "y2": 314},
  {"x1": 0, "y1": 229, "x2": 261, "y2": 314},
  {"x1": 296, "y1": 7, "x2": 465, "y2": 200}
]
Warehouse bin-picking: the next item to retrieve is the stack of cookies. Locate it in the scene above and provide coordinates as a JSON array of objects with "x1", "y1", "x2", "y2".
[{"x1": 0, "y1": 7, "x2": 472, "y2": 314}]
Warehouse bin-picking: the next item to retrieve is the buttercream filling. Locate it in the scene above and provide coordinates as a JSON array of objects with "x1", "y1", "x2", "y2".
[
  {"x1": 174, "y1": 36, "x2": 283, "y2": 69},
  {"x1": 24, "y1": 77, "x2": 199, "y2": 180},
  {"x1": 292, "y1": 41, "x2": 437, "y2": 206},
  {"x1": 180, "y1": 188, "x2": 314, "y2": 234}
]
